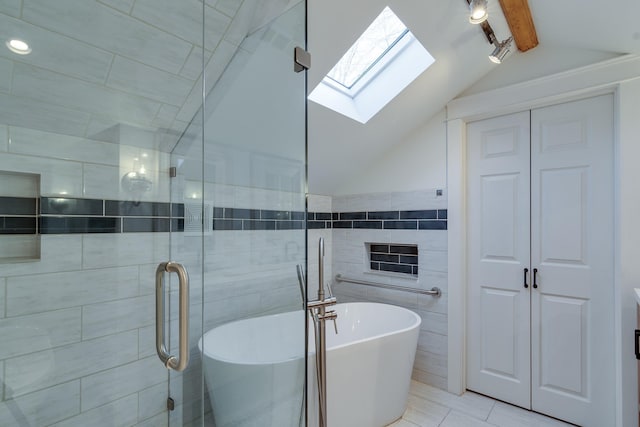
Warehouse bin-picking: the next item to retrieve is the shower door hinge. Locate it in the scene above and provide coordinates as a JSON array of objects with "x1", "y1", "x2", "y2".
[
  {"x1": 294, "y1": 47, "x2": 310, "y2": 72},
  {"x1": 169, "y1": 167, "x2": 177, "y2": 178},
  {"x1": 167, "y1": 397, "x2": 175, "y2": 411}
]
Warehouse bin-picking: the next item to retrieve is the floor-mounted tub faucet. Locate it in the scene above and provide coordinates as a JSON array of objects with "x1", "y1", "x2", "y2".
[{"x1": 307, "y1": 237, "x2": 337, "y2": 427}]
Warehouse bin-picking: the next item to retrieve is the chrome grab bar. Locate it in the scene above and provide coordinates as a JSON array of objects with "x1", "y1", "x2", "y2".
[
  {"x1": 155, "y1": 261, "x2": 190, "y2": 372},
  {"x1": 335, "y1": 274, "x2": 442, "y2": 297}
]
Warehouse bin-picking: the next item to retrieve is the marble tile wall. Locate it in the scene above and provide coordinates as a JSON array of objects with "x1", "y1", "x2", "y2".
[{"x1": 328, "y1": 189, "x2": 449, "y2": 389}]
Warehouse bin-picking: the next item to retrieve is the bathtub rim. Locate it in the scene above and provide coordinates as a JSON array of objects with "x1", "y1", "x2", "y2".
[
  {"x1": 198, "y1": 302, "x2": 421, "y2": 365},
  {"x1": 323, "y1": 302, "x2": 421, "y2": 352}
]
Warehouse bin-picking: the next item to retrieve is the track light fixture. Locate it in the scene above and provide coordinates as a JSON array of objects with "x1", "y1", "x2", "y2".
[
  {"x1": 469, "y1": 0, "x2": 488, "y2": 24},
  {"x1": 489, "y1": 36, "x2": 513, "y2": 64}
]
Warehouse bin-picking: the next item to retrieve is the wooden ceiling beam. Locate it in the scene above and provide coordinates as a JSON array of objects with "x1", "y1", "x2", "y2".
[{"x1": 498, "y1": 0, "x2": 538, "y2": 52}]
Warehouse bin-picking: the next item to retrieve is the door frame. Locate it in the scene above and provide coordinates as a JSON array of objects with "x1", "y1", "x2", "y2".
[{"x1": 445, "y1": 54, "x2": 640, "y2": 427}]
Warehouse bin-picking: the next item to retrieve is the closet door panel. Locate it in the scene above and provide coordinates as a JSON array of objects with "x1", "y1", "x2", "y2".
[
  {"x1": 530, "y1": 94, "x2": 614, "y2": 426},
  {"x1": 466, "y1": 111, "x2": 531, "y2": 408},
  {"x1": 538, "y1": 294, "x2": 588, "y2": 395}
]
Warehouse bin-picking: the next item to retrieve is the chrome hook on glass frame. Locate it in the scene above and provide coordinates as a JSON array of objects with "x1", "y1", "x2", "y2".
[{"x1": 155, "y1": 261, "x2": 190, "y2": 372}]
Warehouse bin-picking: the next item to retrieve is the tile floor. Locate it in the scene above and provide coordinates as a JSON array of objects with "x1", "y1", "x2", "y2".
[{"x1": 388, "y1": 380, "x2": 575, "y2": 427}]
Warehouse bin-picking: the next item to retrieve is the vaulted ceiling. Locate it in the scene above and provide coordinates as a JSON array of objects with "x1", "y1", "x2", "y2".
[
  {"x1": 1, "y1": 0, "x2": 638, "y2": 197},
  {"x1": 307, "y1": 0, "x2": 639, "y2": 195}
]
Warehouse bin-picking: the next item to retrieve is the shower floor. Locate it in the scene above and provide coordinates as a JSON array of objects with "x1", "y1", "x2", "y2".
[{"x1": 388, "y1": 380, "x2": 575, "y2": 427}]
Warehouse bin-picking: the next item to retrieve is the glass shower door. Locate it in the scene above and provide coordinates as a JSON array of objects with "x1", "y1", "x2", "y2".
[
  {"x1": 166, "y1": 1, "x2": 308, "y2": 426},
  {"x1": 0, "y1": 1, "x2": 208, "y2": 426},
  {"x1": 0, "y1": 0, "x2": 306, "y2": 425}
]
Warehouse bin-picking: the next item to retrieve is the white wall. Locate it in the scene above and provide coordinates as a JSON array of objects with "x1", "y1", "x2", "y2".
[
  {"x1": 460, "y1": 46, "x2": 621, "y2": 98},
  {"x1": 333, "y1": 109, "x2": 447, "y2": 196},
  {"x1": 616, "y1": 78, "x2": 640, "y2": 427}
]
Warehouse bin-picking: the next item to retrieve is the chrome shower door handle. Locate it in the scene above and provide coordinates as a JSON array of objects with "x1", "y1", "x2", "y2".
[{"x1": 155, "y1": 261, "x2": 190, "y2": 372}]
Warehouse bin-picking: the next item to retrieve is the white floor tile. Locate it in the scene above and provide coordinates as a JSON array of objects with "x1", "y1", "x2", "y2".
[
  {"x1": 487, "y1": 401, "x2": 575, "y2": 427},
  {"x1": 403, "y1": 394, "x2": 450, "y2": 427},
  {"x1": 409, "y1": 380, "x2": 495, "y2": 421},
  {"x1": 388, "y1": 419, "x2": 420, "y2": 427},
  {"x1": 440, "y1": 411, "x2": 497, "y2": 427},
  {"x1": 401, "y1": 380, "x2": 578, "y2": 427}
]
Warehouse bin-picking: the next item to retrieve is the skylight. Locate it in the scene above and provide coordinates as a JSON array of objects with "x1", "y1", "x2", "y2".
[
  {"x1": 309, "y1": 7, "x2": 435, "y2": 124},
  {"x1": 326, "y1": 7, "x2": 408, "y2": 89}
]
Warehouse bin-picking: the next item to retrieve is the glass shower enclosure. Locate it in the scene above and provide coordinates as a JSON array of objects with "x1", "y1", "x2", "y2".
[{"x1": 0, "y1": 1, "x2": 307, "y2": 426}]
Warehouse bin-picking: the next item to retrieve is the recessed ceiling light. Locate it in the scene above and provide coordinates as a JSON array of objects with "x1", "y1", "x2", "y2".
[{"x1": 6, "y1": 38, "x2": 31, "y2": 55}]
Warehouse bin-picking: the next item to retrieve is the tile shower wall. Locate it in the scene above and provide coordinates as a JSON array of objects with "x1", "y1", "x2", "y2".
[
  {"x1": 329, "y1": 189, "x2": 449, "y2": 390},
  {"x1": 0, "y1": 126, "x2": 173, "y2": 427},
  {"x1": 0, "y1": 126, "x2": 307, "y2": 426}
]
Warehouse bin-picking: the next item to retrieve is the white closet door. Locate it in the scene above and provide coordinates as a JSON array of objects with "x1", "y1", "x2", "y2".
[
  {"x1": 466, "y1": 111, "x2": 532, "y2": 408},
  {"x1": 530, "y1": 95, "x2": 615, "y2": 426}
]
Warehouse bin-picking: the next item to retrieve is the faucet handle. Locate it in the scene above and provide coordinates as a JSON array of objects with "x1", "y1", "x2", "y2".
[
  {"x1": 323, "y1": 310, "x2": 339, "y2": 335},
  {"x1": 326, "y1": 281, "x2": 334, "y2": 298}
]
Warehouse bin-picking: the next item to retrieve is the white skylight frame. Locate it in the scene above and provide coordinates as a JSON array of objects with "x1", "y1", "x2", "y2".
[{"x1": 309, "y1": 7, "x2": 435, "y2": 124}]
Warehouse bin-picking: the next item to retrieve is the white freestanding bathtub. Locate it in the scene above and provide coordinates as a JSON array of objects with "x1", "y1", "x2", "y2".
[{"x1": 198, "y1": 302, "x2": 421, "y2": 427}]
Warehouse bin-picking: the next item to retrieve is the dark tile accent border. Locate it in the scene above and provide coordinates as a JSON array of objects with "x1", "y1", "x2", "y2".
[
  {"x1": 333, "y1": 221, "x2": 353, "y2": 229},
  {"x1": 224, "y1": 208, "x2": 260, "y2": 220},
  {"x1": 0, "y1": 197, "x2": 38, "y2": 235},
  {"x1": 384, "y1": 220, "x2": 417, "y2": 230},
  {"x1": 0, "y1": 216, "x2": 37, "y2": 234},
  {"x1": 38, "y1": 198, "x2": 182, "y2": 235},
  {"x1": 0, "y1": 197, "x2": 38, "y2": 215},
  {"x1": 276, "y1": 220, "x2": 305, "y2": 230},
  {"x1": 213, "y1": 219, "x2": 243, "y2": 231},
  {"x1": 40, "y1": 216, "x2": 121, "y2": 234},
  {"x1": 419, "y1": 220, "x2": 447, "y2": 230},
  {"x1": 353, "y1": 221, "x2": 382, "y2": 229},
  {"x1": 340, "y1": 212, "x2": 366, "y2": 220},
  {"x1": 329, "y1": 209, "x2": 447, "y2": 231},
  {"x1": 41, "y1": 197, "x2": 103, "y2": 215},
  {"x1": 105, "y1": 200, "x2": 170, "y2": 217},
  {"x1": 31, "y1": 198, "x2": 448, "y2": 234},
  {"x1": 243, "y1": 220, "x2": 276, "y2": 231},
  {"x1": 308, "y1": 221, "x2": 329, "y2": 229},
  {"x1": 171, "y1": 219, "x2": 185, "y2": 232},
  {"x1": 123, "y1": 218, "x2": 170, "y2": 233},
  {"x1": 368, "y1": 211, "x2": 398, "y2": 220},
  {"x1": 400, "y1": 210, "x2": 437, "y2": 220}
]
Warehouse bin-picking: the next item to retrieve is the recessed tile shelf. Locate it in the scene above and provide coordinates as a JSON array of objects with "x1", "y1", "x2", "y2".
[
  {"x1": 0, "y1": 171, "x2": 40, "y2": 262},
  {"x1": 369, "y1": 243, "x2": 419, "y2": 276}
]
